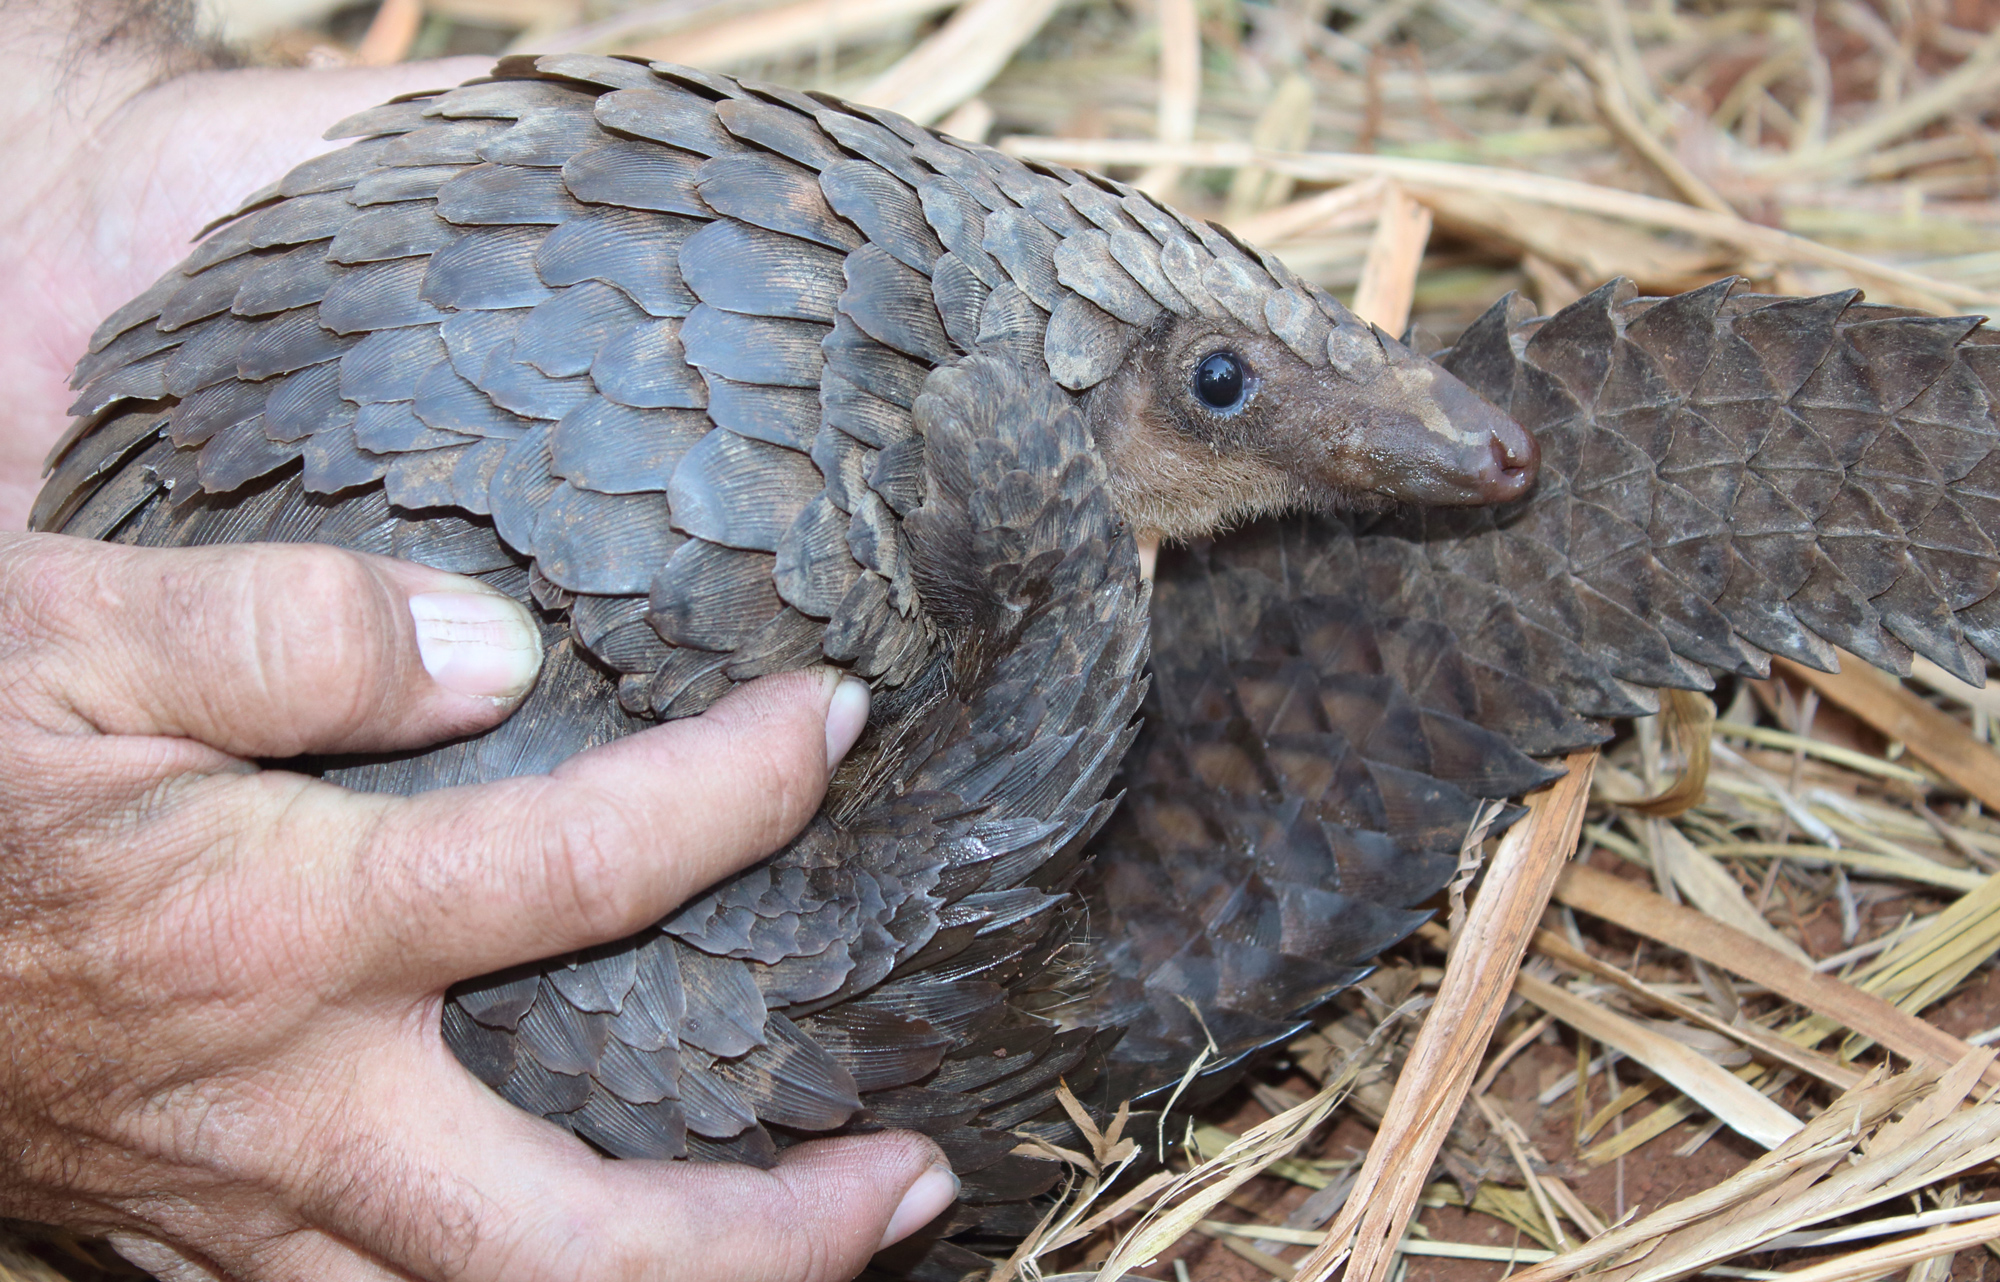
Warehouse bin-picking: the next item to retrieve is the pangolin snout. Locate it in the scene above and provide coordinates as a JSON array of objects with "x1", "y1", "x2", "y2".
[
  {"x1": 1346, "y1": 359, "x2": 1541, "y2": 507},
  {"x1": 1411, "y1": 358, "x2": 1540, "y2": 506}
]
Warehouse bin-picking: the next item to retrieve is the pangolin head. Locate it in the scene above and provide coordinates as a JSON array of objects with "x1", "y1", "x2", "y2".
[{"x1": 1045, "y1": 207, "x2": 1537, "y2": 543}]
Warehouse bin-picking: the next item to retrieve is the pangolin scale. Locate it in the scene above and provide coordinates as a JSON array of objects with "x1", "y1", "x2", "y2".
[{"x1": 32, "y1": 52, "x2": 2000, "y2": 1280}]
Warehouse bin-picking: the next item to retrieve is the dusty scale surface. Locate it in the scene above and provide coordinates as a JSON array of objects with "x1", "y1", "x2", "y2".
[{"x1": 33, "y1": 51, "x2": 2000, "y2": 1279}]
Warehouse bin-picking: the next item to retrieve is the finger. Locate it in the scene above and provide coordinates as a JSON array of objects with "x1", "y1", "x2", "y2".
[
  {"x1": 339, "y1": 667, "x2": 870, "y2": 984},
  {"x1": 118, "y1": 1218, "x2": 411, "y2": 1282},
  {"x1": 105, "y1": 1232, "x2": 230, "y2": 1282},
  {"x1": 592, "y1": 1133, "x2": 958, "y2": 1282},
  {"x1": 2, "y1": 533, "x2": 543, "y2": 758},
  {"x1": 231, "y1": 1226, "x2": 414, "y2": 1282},
  {"x1": 334, "y1": 1049, "x2": 954, "y2": 1282},
  {"x1": 492, "y1": 1131, "x2": 955, "y2": 1282}
]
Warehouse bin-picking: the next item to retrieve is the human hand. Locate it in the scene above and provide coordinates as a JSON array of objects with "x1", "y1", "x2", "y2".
[
  {"x1": 0, "y1": 0, "x2": 493, "y2": 529},
  {"x1": 0, "y1": 531, "x2": 955, "y2": 1282}
]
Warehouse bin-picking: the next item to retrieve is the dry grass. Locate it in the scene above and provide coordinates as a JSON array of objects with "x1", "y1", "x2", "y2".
[{"x1": 20, "y1": 0, "x2": 2000, "y2": 1277}]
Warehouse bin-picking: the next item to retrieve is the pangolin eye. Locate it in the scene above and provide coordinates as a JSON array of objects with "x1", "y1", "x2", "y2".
[{"x1": 1193, "y1": 351, "x2": 1249, "y2": 412}]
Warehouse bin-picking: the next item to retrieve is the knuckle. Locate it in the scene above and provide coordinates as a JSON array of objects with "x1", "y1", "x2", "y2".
[
  {"x1": 748, "y1": 734, "x2": 823, "y2": 845},
  {"x1": 0, "y1": 538, "x2": 81, "y2": 656},
  {"x1": 0, "y1": 537, "x2": 124, "y2": 694},
  {"x1": 240, "y1": 546, "x2": 398, "y2": 740},
  {"x1": 254, "y1": 544, "x2": 379, "y2": 619},
  {"x1": 295, "y1": 1126, "x2": 484, "y2": 1278},
  {"x1": 762, "y1": 1181, "x2": 840, "y2": 1282},
  {"x1": 745, "y1": 752, "x2": 807, "y2": 844},
  {"x1": 689, "y1": 710, "x2": 822, "y2": 850},
  {"x1": 250, "y1": 545, "x2": 386, "y2": 661},
  {"x1": 536, "y1": 796, "x2": 643, "y2": 943},
  {"x1": 793, "y1": 1234, "x2": 840, "y2": 1282},
  {"x1": 148, "y1": 560, "x2": 213, "y2": 644},
  {"x1": 0, "y1": 537, "x2": 404, "y2": 747}
]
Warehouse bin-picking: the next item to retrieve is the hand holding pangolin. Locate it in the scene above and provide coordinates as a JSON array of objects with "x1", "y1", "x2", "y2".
[{"x1": 20, "y1": 51, "x2": 2000, "y2": 1282}]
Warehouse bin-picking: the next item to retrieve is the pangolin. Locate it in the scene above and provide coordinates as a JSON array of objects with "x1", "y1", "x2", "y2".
[{"x1": 32, "y1": 52, "x2": 2000, "y2": 1279}]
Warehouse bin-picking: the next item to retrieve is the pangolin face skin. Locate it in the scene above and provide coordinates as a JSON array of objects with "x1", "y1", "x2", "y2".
[{"x1": 1085, "y1": 311, "x2": 1538, "y2": 542}]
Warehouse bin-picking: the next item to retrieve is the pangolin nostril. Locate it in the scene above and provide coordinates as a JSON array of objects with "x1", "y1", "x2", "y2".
[
  {"x1": 1482, "y1": 434, "x2": 1535, "y2": 499},
  {"x1": 1493, "y1": 420, "x2": 1540, "y2": 483}
]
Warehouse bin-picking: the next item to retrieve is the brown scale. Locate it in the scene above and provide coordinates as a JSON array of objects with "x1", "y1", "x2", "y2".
[{"x1": 30, "y1": 52, "x2": 2000, "y2": 1282}]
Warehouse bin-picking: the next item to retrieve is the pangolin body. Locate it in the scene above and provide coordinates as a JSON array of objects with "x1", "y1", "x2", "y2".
[{"x1": 33, "y1": 52, "x2": 2000, "y2": 1280}]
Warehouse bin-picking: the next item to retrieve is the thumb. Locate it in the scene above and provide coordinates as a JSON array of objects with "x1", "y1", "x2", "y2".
[{"x1": 2, "y1": 533, "x2": 542, "y2": 758}]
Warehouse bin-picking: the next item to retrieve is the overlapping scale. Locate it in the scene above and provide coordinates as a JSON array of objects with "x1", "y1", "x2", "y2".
[{"x1": 1432, "y1": 282, "x2": 2000, "y2": 685}]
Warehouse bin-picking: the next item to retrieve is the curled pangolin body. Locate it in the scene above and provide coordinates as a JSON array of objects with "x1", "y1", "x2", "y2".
[{"x1": 34, "y1": 51, "x2": 2000, "y2": 1280}]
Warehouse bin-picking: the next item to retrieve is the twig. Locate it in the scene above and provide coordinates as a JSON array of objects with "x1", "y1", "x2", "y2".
[
  {"x1": 509, "y1": 0, "x2": 776, "y2": 54},
  {"x1": 355, "y1": 0, "x2": 424, "y2": 64},
  {"x1": 1226, "y1": 176, "x2": 1388, "y2": 245},
  {"x1": 1470, "y1": 1012, "x2": 1558, "y2": 1097},
  {"x1": 1776, "y1": 653, "x2": 2000, "y2": 812},
  {"x1": 624, "y1": 0, "x2": 964, "y2": 68},
  {"x1": 1529, "y1": 926, "x2": 1864, "y2": 1091},
  {"x1": 1503, "y1": 1062, "x2": 1938, "y2": 1282},
  {"x1": 1350, "y1": 182, "x2": 1431, "y2": 334},
  {"x1": 1554, "y1": 863, "x2": 1997, "y2": 1088},
  {"x1": 1577, "y1": 48, "x2": 1735, "y2": 215},
  {"x1": 1769, "y1": 22, "x2": 2000, "y2": 176},
  {"x1": 1472, "y1": 1094, "x2": 1573, "y2": 1250},
  {"x1": 1511, "y1": 969, "x2": 1804, "y2": 1149},
  {"x1": 860, "y1": 0, "x2": 1064, "y2": 124},
  {"x1": 1292, "y1": 750, "x2": 1599, "y2": 1282},
  {"x1": 1134, "y1": 0, "x2": 1201, "y2": 197},
  {"x1": 996, "y1": 137, "x2": 1999, "y2": 310},
  {"x1": 1763, "y1": 1211, "x2": 2000, "y2": 1282}
]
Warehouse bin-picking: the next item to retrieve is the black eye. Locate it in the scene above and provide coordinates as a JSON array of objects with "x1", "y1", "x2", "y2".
[{"x1": 1194, "y1": 351, "x2": 1248, "y2": 412}]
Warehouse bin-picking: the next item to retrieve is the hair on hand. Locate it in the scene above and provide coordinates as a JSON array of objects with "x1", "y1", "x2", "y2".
[{"x1": 50, "y1": 0, "x2": 228, "y2": 93}]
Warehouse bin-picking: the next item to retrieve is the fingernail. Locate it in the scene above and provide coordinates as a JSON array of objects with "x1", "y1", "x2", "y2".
[
  {"x1": 825, "y1": 675, "x2": 869, "y2": 768},
  {"x1": 408, "y1": 591, "x2": 542, "y2": 701},
  {"x1": 878, "y1": 1163, "x2": 959, "y2": 1250}
]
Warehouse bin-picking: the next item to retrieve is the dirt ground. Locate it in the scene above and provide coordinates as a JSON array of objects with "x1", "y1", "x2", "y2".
[{"x1": 1103, "y1": 845, "x2": 2000, "y2": 1282}]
